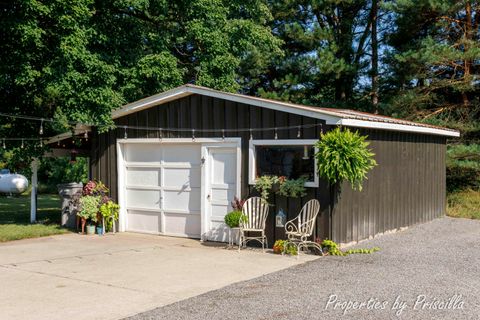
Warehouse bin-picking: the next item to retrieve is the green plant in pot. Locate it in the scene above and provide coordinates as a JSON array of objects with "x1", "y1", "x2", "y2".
[
  {"x1": 78, "y1": 195, "x2": 101, "y2": 235},
  {"x1": 255, "y1": 175, "x2": 307, "y2": 200},
  {"x1": 315, "y1": 127, "x2": 377, "y2": 191},
  {"x1": 224, "y1": 210, "x2": 247, "y2": 228},
  {"x1": 99, "y1": 200, "x2": 120, "y2": 233},
  {"x1": 254, "y1": 175, "x2": 280, "y2": 201},
  {"x1": 315, "y1": 128, "x2": 377, "y2": 223},
  {"x1": 277, "y1": 176, "x2": 308, "y2": 198},
  {"x1": 273, "y1": 240, "x2": 297, "y2": 255}
]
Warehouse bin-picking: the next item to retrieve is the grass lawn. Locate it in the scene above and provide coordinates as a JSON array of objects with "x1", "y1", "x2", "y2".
[
  {"x1": 0, "y1": 194, "x2": 69, "y2": 242},
  {"x1": 447, "y1": 189, "x2": 480, "y2": 219}
]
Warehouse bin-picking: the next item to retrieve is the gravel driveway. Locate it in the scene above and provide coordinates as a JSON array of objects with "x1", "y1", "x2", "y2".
[{"x1": 126, "y1": 217, "x2": 480, "y2": 320}]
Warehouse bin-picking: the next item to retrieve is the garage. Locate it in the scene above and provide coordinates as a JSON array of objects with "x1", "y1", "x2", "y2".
[
  {"x1": 116, "y1": 138, "x2": 241, "y2": 241},
  {"x1": 88, "y1": 84, "x2": 458, "y2": 245}
]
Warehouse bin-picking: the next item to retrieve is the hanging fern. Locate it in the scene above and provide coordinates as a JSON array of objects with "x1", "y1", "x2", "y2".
[{"x1": 315, "y1": 127, "x2": 377, "y2": 191}]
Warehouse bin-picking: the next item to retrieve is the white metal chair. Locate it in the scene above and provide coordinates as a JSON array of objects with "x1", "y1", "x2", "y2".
[
  {"x1": 284, "y1": 199, "x2": 323, "y2": 255},
  {"x1": 239, "y1": 197, "x2": 269, "y2": 252}
]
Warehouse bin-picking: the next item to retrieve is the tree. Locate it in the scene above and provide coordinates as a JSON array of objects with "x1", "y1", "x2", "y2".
[
  {"x1": 384, "y1": 0, "x2": 480, "y2": 124},
  {"x1": 257, "y1": 0, "x2": 375, "y2": 107},
  {"x1": 0, "y1": 0, "x2": 281, "y2": 170}
]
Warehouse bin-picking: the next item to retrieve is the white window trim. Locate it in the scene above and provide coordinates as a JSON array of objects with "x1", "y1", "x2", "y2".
[{"x1": 248, "y1": 139, "x2": 319, "y2": 188}]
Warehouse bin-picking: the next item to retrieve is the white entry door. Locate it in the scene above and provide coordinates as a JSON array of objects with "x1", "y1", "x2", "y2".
[{"x1": 203, "y1": 146, "x2": 239, "y2": 242}]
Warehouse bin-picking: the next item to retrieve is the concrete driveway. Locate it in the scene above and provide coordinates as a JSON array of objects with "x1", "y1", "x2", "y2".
[{"x1": 0, "y1": 233, "x2": 317, "y2": 320}]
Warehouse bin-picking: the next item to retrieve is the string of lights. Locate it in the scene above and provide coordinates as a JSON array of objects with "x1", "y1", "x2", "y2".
[{"x1": 0, "y1": 111, "x2": 325, "y2": 145}]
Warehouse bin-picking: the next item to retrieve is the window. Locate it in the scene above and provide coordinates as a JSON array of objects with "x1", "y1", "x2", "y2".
[{"x1": 249, "y1": 140, "x2": 318, "y2": 187}]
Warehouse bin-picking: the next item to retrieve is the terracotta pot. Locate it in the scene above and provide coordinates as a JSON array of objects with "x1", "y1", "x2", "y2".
[{"x1": 80, "y1": 217, "x2": 86, "y2": 234}]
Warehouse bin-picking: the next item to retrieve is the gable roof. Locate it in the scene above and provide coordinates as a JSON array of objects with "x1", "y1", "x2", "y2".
[{"x1": 111, "y1": 84, "x2": 460, "y2": 137}]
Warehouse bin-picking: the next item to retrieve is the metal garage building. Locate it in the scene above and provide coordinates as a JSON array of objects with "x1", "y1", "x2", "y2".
[{"x1": 86, "y1": 84, "x2": 459, "y2": 245}]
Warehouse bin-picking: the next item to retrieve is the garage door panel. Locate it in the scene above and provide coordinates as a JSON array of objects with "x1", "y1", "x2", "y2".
[
  {"x1": 126, "y1": 168, "x2": 160, "y2": 187},
  {"x1": 127, "y1": 209, "x2": 161, "y2": 234},
  {"x1": 126, "y1": 145, "x2": 161, "y2": 162},
  {"x1": 163, "y1": 189, "x2": 201, "y2": 212},
  {"x1": 162, "y1": 145, "x2": 201, "y2": 164},
  {"x1": 126, "y1": 188, "x2": 161, "y2": 209},
  {"x1": 123, "y1": 142, "x2": 203, "y2": 238},
  {"x1": 164, "y1": 213, "x2": 201, "y2": 237},
  {"x1": 163, "y1": 167, "x2": 200, "y2": 188}
]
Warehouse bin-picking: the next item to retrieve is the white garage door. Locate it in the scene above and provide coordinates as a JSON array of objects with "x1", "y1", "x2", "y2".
[{"x1": 124, "y1": 143, "x2": 201, "y2": 238}]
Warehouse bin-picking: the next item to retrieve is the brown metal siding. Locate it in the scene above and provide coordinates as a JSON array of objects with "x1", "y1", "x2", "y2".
[
  {"x1": 91, "y1": 94, "x2": 331, "y2": 244},
  {"x1": 331, "y1": 129, "x2": 447, "y2": 244}
]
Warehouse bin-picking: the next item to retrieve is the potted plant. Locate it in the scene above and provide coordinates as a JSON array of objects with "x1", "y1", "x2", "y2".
[
  {"x1": 224, "y1": 210, "x2": 246, "y2": 228},
  {"x1": 277, "y1": 176, "x2": 307, "y2": 198},
  {"x1": 255, "y1": 175, "x2": 308, "y2": 200},
  {"x1": 254, "y1": 175, "x2": 280, "y2": 201},
  {"x1": 273, "y1": 240, "x2": 297, "y2": 255},
  {"x1": 78, "y1": 195, "x2": 101, "y2": 235},
  {"x1": 99, "y1": 200, "x2": 120, "y2": 233}
]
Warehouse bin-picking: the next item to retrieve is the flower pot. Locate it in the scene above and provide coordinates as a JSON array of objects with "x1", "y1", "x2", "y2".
[
  {"x1": 86, "y1": 225, "x2": 96, "y2": 235},
  {"x1": 96, "y1": 226, "x2": 104, "y2": 235},
  {"x1": 271, "y1": 182, "x2": 280, "y2": 193},
  {"x1": 80, "y1": 217, "x2": 87, "y2": 234}
]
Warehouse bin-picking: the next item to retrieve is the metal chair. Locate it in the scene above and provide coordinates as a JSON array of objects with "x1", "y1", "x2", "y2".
[
  {"x1": 284, "y1": 199, "x2": 323, "y2": 255},
  {"x1": 239, "y1": 197, "x2": 269, "y2": 252}
]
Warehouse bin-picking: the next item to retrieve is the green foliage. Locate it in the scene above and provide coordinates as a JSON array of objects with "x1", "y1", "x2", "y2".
[
  {"x1": 254, "y1": 175, "x2": 280, "y2": 200},
  {"x1": 384, "y1": 1, "x2": 479, "y2": 122},
  {"x1": 224, "y1": 210, "x2": 246, "y2": 228},
  {"x1": 0, "y1": 0, "x2": 281, "y2": 167},
  {"x1": 315, "y1": 128, "x2": 377, "y2": 190},
  {"x1": 320, "y1": 239, "x2": 380, "y2": 256},
  {"x1": 260, "y1": 0, "x2": 373, "y2": 107},
  {"x1": 447, "y1": 189, "x2": 480, "y2": 220},
  {"x1": 446, "y1": 144, "x2": 480, "y2": 192},
  {"x1": 78, "y1": 196, "x2": 100, "y2": 222},
  {"x1": 99, "y1": 201, "x2": 120, "y2": 232},
  {"x1": 37, "y1": 157, "x2": 88, "y2": 193},
  {"x1": 254, "y1": 175, "x2": 307, "y2": 200},
  {"x1": 277, "y1": 176, "x2": 308, "y2": 198},
  {"x1": 273, "y1": 240, "x2": 297, "y2": 255}
]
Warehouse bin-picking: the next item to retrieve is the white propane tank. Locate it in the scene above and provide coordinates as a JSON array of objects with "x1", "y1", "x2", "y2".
[{"x1": 0, "y1": 169, "x2": 29, "y2": 194}]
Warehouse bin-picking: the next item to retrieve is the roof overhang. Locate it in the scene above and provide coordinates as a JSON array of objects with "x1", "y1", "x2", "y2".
[
  {"x1": 46, "y1": 124, "x2": 91, "y2": 145},
  {"x1": 111, "y1": 85, "x2": 460, "y2": 138},
  {"x1": 339, "y1": 119, "x2": 460, "y2": 137}
]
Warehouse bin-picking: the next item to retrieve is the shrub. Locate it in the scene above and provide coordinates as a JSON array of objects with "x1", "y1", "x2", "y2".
[
  {"x1": 224, "y1": 210, "x2": 246, "y2": 228},
  {"x1": 315, "y1": 127, "x2": 377, "y2": 190}
]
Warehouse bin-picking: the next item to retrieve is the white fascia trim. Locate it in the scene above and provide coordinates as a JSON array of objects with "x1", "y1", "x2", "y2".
[
  {"x1": 186, "y1": 86, "x2": 341, "y2": 124},
  {"x1": 248, "y1": 139, "x2": 319, "y2": 187},
  {"x1": 111, "y1": 85, "x2": 342, "y2": 124},
  {"x1": 339, "y1": 119, "x2": 460, "y2": 137},
  {"x1": 112, "y1": 86, "x2": 192, "y2": 119}
]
